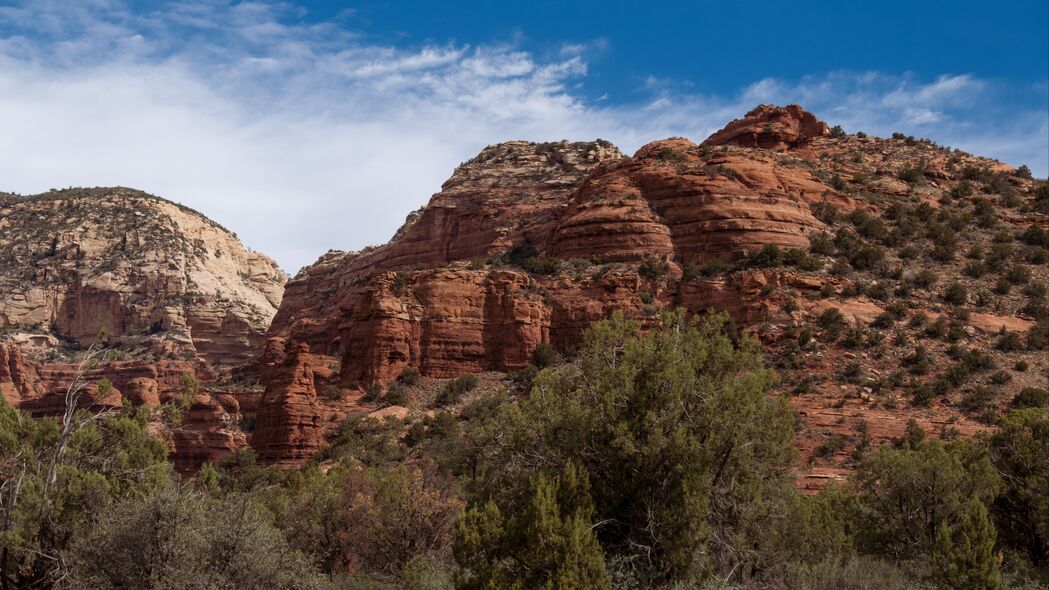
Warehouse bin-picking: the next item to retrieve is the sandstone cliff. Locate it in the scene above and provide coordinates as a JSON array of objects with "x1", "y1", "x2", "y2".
[
  {"x1": 257, "y1": 105, "x2": 1048, "y2": 484},
  {"x1": 4, "y1": 106, "x2": 1046, "y2": 484},
  {"x1": 268, "y1": 140, "x2": 624, "y2": 356},
  {"x1": 0, "y1": 187, "x2": 286, "y2": 366}
]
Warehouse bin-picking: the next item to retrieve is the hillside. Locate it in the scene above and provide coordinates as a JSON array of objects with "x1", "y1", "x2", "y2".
[
  {"x1": 0, "y1": 107, "x2": 1046, "y2": 483},
  {"x1": 254, "y1": 105, "x2": 1048, "y2": 489},
  {"x1": 0, "y1": 187, "x2": 288, "y2": 469},
  {"x1": 0, "y1": 187, "x2": 286, "y2": 367}
]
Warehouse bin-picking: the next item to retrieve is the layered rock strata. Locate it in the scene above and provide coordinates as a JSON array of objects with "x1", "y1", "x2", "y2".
[{"x1": 0, "y1": 188, "x2": 286, "y2": 367}]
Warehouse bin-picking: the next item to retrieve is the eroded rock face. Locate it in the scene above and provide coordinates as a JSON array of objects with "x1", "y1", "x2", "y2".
[
  {"x1": 0, "y1": 188, "x2": 287, "y2": 367},
  {"x1": 551, "y1": 138, "x2": 832, "y2": 264},
  {"x1": 0, "y1": 188, "x2": 288, "y2": 471},
  {"x1": 334, "y1": 264, "x2": 813, "y2": 386},
  {"x1": 9, "y1": 352, "x2": 199, "y2": 416},
  {"x1": 251, "y1": 341, "x2": 325, "y2": 465},
  {"x1": 259, "y1": 107, "x2": 1045, "y2": 477},
  {"x1": 371, "y1": 140, "x2": 624, "y2": 269},
  {"x1": 0, "y1": 344, "x2": 41, "y2": 404},
  {"x1": 704, "y1": 104, "x2": 830, "y2": 150},
  {"x1": 172, "y1": 391, "x2": 250, "y2": 473},
  {"x1": 268, "y1": 140, "x2": 624, "y2": 357},
  {"x1": 267, "y1": 136, "x2": 845, "y2": 391}
]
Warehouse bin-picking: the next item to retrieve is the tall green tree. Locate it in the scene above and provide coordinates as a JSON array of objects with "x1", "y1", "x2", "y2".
[
  {"x1": 850, "y1": 439, "x2": 1001, "y2": 561},
  {"x1": 454, "y1": 462, "x2": 608, "y2": 590},
  {"x1": 461, "y1": 310, "x2": 796, "y2": 582},
  {"x1": 986, "y1": 408, "x2": 1049, "y2": 565},
  {"x1": 931, "y1": 499, "x2": 1001, "y2": 590}
]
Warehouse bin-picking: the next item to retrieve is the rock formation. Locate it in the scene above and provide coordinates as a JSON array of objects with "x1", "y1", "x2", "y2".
[
  {"x1": 0, "y1": 187, "x2": 286, "y2": 367},
  {"x1": 256, "y1": 104, "x2": 1046, "y2": 481},
  {"x1": 171, "y1": 391, "x2": 250, "y2": 473},
  {"x1": 704, "y1": 103, "x2": 830, "y2": 150},
  {"x1": 267, "y1": 133, "x2": 850, "y2": 388},
  {"x1": 251, "y1": 341, "x2": 325, "y2": 466},
  {"x1": 551, "y1": 138, "x2": 834, "y2": 263},
  {"x1": 4, "y1": 105, "x2": 1046, "y2": 484},
  {"x1": 268, "y1": 140, "x2": 625, "y2": 356}
]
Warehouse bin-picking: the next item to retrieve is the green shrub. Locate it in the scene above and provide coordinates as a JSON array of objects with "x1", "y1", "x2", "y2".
[
  {"x1": 507, "y1": 241, "x2": 539, "y2": 265},
  {"x1": 521, "y1": 256, "x2": 563, "y2": 275},
  {"x1": 809, "y1": 233, "x2": 835, "y2": 256},
  {"x1": 455, "y1": 463, "x2": 609, "y2": 589},
  {"x1": 788, "y1": 556, "x2": 930, "y2": 590},
  {"x1": 898, "y1": 166, "x2": 924, "y2": 183},
  {"x1": 996, "y1": 331, "x2": 1024, "y2": 351},
  {"x1": 943, "y1": 283, "x2": 968, "y2": 305},
  {"x1": 532, "y1": 342, "x2": 558, "y2": 368},
  {"x1": 743, "y1": 243, "x2": 783, "y2": 268},
  {"x1": 910, "y1": 269, "x2": 939, "y2": 289},
  {"x1": 1010, "y1": 387, "x2": 1049, "y2": 409},
  {"x1": 436, "y1": 373, "x2": 479, "y2": 406},
  {"x1": 638, "y1": 255, "x2": 670, "y2": 280},
  {"x1": 398, "y1": 366, "x2": 422, "y2": 386},
  {"x1": 1026, "y1": 319, "x2": 1049, "y2": 349},
  {"x1": 180, "y1": 373, "x2": 198, "y2": 395},
  {"x1": 817, "y1": 308, "x2": 848, "y2": 341},
  {"x1": 925, "y1": 317, "x2": 949, "y2": 339},
  {"x1": 385, "y1": 382, "x2": 410, "y2": 406},
  {"x1": 322, "y1": 384, "x2": 344, "y2": 400},
  {"x1": 1005, "y1": 265, "x2": 1032, "y2": 285},
  {"x1": 67, "y1": 484, "x2": 323, "y2": 589},
  {"x1": 812, "y1": 434, "x2": 848, "y2": 461}
]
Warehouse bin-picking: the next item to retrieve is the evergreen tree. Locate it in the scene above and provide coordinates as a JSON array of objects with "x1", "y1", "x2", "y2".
[
  {"x1": 931, "y1": 500, "x2": 1001, "y2": 590},
  {"x1": 0, "y1": 394, "x2": 170, "y2": 588},
  {"x1": 461, "y1": 310, "x2": 796, "y2": 582},
  {"x1": 454, "y1": 462, "x2": 609, "y2": 589},
  {"x1": 986, "y1": 409, "x2": 1049, "y2": 565},
  {"x1": 851, "y1": 439, "x2": 1001, "y2": 560}
]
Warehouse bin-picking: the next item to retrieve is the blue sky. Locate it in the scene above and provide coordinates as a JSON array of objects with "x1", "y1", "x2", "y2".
[{"x1": 1, "y1": 1, "x2": 1046, "y2": 271}]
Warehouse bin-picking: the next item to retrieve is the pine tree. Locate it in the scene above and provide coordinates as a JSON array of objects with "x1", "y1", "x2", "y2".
[
  {"x1": 461, "y1": 310, "x2": 796, "y2": 581},
  {"x1": 931, "y1": 500, "x2": 1001, "y2": 590},
  {"x1": 454, "y1": 462, "x2": 608, "y2": 589}
]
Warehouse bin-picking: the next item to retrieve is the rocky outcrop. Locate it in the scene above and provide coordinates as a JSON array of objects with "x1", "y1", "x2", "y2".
[
  {"x1": 13, "y1": 354, "x2": 199, "y2": 416},
  {"x1": 266, "y1": 135, "x2": 843, "y2": 390},
  {"x1": 704, "y1": 104, "x2": 830, "y2": 150},
  {"x1": 172, "y1": 391, "x2": 250, "y2": 473},
  {"x1": 0, "y1": 188, "x2": 288, "y2": 471},
  {"x1": 551, "y1": 138, "x2": 832, "y2": 264},
  {"x1": 251, "y1": 341, "x2": 325, "y2": 465},
  {"x1": 341, "y1": 269, "x2": 551, "y2": 385},
  {"x1": 371, "y1": 139, "x2": 623, "y2": 269},
  {"x1": 0, "y1": 188, "x2": 286, "y2": 367},
  {"x1": 268, "y1": 140, "x2": 624, "y2": 356},
  {"x1": 257, "y1": 106, "x2": 1044, "y2": 475},
  {"x1": 0, "y1": 343, "x2": 42, "y2": 404},
  {"x1": 0, "y1": 341, "x2": 231, "y2": 470},
  {"x1": 336, "y1": 264, "x2": 826, "y2": 386}
]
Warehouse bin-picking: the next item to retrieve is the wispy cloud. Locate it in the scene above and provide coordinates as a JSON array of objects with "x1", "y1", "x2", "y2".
[{"x1": 1, "y1": 1, "x2": 1045, "y2": 271}]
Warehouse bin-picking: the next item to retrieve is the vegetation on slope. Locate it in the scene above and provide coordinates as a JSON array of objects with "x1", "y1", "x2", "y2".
[{"x1": 2, "y1": 310, "x2": 1047, "y2": 589}]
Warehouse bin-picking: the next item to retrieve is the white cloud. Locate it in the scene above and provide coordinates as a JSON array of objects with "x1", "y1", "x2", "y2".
[{"x1": 1, "y1": 2, "x2": 1045, "y2": 272}]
